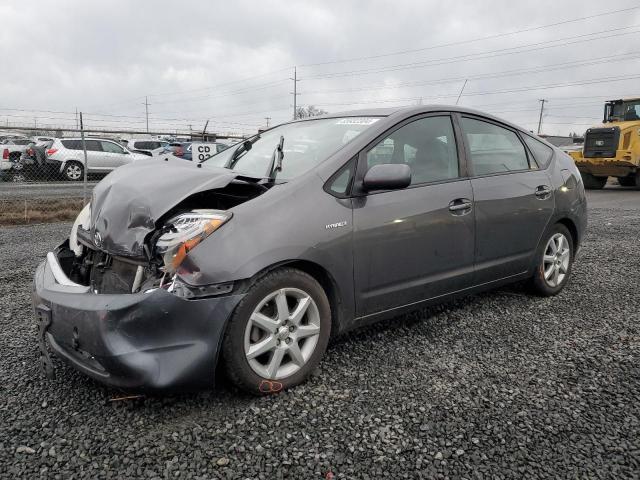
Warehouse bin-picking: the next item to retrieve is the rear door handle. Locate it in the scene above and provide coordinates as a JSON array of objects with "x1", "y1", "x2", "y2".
[
  {"x1": 535, "y1": 185, "x2": 552, "y2": 199},
  {"x1": 448, "y1": 198, "x2": 473, "y2": 215}
]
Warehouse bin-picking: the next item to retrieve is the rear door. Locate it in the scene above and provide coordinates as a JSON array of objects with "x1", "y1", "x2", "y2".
[
  {"x1": 459, "y1": 115, "x2": 554, "y2": 284},
  {"x1": 352, "y1": 114, "x2": 475, "y2": 317}
]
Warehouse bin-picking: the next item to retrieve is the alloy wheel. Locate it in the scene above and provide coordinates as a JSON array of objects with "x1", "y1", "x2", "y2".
[
  {"x1": 66, "y1": 164, "x2": 82, "y2": 180},
  {"x1": 244, "y1": 288, "x2": 321, "y2": 380},
  {"x1": 542, "y1": 233, "x2": 570, "y2": 288}
]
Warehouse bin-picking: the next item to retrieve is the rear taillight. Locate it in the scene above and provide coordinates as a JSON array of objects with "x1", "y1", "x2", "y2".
[
  {"x1": 2, "y1": 149, "x2": 8, "y2": 160},
  {"x1": 175, "y1": 147, "x2": 184, "y2": 157},
  {"x1": 46, "y1": 148, "x2": 58, "y2": 156},
  {"x1": 27, "y1": 148, "x2": 34, "y2": 156}
]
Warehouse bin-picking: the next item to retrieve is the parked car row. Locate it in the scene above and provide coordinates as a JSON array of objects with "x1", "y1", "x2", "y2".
[{"x1": 1, "y1": 135, "x2": 235, "y2": 181}]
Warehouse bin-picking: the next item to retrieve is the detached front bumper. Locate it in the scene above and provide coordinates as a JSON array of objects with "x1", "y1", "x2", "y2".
[{"x1": 32, "y1": 252, "x2": 244, "y2": 391}]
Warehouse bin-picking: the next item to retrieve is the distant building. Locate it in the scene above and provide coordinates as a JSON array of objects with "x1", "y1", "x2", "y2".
[{"x1": 539, "y1": 135, "x2": 584, "y2": 148}]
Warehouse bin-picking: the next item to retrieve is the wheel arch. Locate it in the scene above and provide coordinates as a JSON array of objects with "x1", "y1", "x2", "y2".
[
  {"x1": 556, "y1": 217, "x2": 579, "y2": 251},
  {"x1": 247, "y1": 259, "x2": 346, "y2": 338}
]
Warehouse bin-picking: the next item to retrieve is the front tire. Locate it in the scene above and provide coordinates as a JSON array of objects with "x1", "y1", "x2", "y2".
[
  {"x1": 63, "y1": 161, "x2": 84, "y2": 181},
  {"x1": 222, "y1": 268, "x2": 331, "y2": 395},
  {"x1": 581, "y1": 172, "x2": 607, "y2": 189},
  {"x1": 530, "y1": 224, "x2": 574, "y2": 296}
]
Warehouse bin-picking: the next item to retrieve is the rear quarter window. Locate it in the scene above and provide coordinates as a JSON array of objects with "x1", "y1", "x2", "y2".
[
  {"x1": 522, "y1": 135, "x2": 554, "y2": 169},
  {"x1": 61, "y1": 140, "x2": 81, "y2": 150}
]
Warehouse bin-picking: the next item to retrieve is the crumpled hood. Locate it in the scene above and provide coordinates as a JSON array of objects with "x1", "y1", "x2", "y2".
[{"x1": 89, "y1": 158, "x2": 241, "y2": 257}]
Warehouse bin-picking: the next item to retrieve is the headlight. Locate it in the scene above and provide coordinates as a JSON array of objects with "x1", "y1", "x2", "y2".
[
  {"x1": 70, "y1": 203, "x2": 91, "y2": 256},
  {"x1": 156, "y1": 209, "x2": 231, "y2": 273}
]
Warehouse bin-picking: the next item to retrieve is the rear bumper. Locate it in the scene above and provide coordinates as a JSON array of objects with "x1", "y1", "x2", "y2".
[{"x1": 32, "y1": 253, "x2": 244, "y2": 391}]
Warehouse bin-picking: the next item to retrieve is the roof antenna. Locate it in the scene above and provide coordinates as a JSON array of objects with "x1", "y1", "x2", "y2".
[{"x1": 455, "y1": 79, "x2": 468, "y2": 106}]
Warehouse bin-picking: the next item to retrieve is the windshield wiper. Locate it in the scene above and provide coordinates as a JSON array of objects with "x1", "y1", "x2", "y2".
[
  {"x1": 228, "y1": 135, "x2": 260, "y2": 169},
  {"x1": 265, "y1": 135, "x2": 285, "y2": 182}
]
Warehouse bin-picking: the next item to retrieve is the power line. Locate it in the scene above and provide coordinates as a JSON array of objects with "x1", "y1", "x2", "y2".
[
  {"x1": 300, "y1": 52, "x2": 640, "y2": 96},
  {"x1": 298, "y1": 5, "x2": 640, "y2": 68},
  {"x1": 302, "y1": 25, "x2": 640, "y2": 80},
  {"x1": 310, "y1": 73, "x2": 640, "y2": 108}
]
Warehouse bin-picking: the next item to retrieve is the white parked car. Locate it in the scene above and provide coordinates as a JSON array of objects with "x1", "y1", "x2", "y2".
[
  {"x1": 126, "y1": 138, "x2": 170, "y2": 156},
  {"x1": 46, "y1": 138, "x2": 149, "y2": 181}
]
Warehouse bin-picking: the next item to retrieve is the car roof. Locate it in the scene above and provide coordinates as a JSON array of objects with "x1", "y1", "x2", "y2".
[
  {"x1": 300, "y1": 105, "x2": 535, "y2": 136},
  {"x1": 59, "y1": 137, "x2": 119, "y2": 141}
]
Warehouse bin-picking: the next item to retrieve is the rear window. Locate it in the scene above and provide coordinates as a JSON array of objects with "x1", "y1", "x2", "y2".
[{"x1": 133, "y1": 141, "x2": 160, "y2": 150}]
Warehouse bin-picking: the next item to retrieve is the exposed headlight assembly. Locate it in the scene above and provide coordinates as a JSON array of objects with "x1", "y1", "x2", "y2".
[
  {"x1": 70, "y1": 203, "x2": 91, "y2": 256},
  {"x1": 156, "y1": 209, "x2": 231, "y2": 273}
]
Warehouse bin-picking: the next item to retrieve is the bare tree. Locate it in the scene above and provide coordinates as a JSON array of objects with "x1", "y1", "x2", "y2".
[{"x1": 295, "y1": 105, "x2": 328, "y2": 119}]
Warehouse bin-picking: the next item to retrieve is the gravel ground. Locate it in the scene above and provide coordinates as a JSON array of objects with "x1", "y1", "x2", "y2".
[{"x1": 1, "y1": 196, "x2": 639, "y2": 479}]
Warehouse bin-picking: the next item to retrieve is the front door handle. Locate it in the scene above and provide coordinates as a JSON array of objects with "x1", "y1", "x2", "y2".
[
  {"x1": 535, "y1": 185, "x2": 552, "y2": 199},
  {"x1": 448, "y1": 198, "x2": 473, "y2": 215}
]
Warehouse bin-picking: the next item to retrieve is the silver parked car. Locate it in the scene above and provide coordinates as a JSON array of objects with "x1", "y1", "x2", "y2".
[
  {"x1": 126, "y1": 138, "x2": 170, "y2": 157},
  {"x1": 45, "y1": 138, "x2": 150, "y2": 180},
  {"x1": 32, "y1": 106, "x2": 587, "y2": 394}
]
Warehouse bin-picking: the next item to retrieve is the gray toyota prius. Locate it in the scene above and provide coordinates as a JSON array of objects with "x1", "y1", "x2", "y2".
[{"x1": 32, "y1": 106, "x2": 587, "y2": 394}]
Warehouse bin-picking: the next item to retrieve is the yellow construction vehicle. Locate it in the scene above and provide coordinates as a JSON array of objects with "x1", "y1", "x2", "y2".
[{"x1": 568, "y1": 98, "x2": 640, "y2": 188}]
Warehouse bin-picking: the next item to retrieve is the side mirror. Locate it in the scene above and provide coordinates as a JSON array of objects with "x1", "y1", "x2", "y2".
[{"x1": 362, "y1": 163, "x2": 411, "y2": 191}]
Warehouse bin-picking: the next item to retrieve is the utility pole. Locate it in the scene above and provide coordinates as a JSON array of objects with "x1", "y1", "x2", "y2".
[
  {"x1": 264, "y1": 117, "x2": 271, "y2": 128},
  {"x1": 455, "y1": 79, "x2": 468, "y2": 106},
  {"x1": 79, "y1": 112, "x2": 89, "y2": 204},
  {"x1": 75, "y1": 108, "x2": 79, "y2": 129},
  {"x1": 537, "y1": 99, "x2": 547, "y2": 135},
  {"x1": 143, "y1": 96, "x2": 150, "y2": 133},
  {"x1": 290, "y1": 67, "x2": 300, "y2": 120}
]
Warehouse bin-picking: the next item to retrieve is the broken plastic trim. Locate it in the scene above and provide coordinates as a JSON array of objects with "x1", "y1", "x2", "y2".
[{"x1": 147, "y1": 276, "x2": 234, "y2": 299}]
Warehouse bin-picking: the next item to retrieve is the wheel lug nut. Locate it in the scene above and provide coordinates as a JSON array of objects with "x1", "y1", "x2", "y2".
[
  {"x1": 289, "y1": 326, "x2": 295, "y2": 332},
  {"x1": 276, "y1": 340, "x2": 281, "y2": 346},
  {"x1": 285, "y1": 338, "x2": 292, "y2": 345}
]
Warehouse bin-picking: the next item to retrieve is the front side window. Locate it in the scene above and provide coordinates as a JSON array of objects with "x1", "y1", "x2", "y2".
[
  {"x1": 366, "y1": 116, "x2": 459, "y2": 185},
  {"x1": 461, "y1": 117, "x2": 529, "y2": 175},
  {"x1": 101, "y1": 141, "x2": 125, "y2": 154},
  {"x1": 204, "y1": 117, "x2": 381, "y2": 180}
]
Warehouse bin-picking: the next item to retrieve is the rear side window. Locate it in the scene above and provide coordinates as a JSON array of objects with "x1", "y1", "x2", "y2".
[
  {"x1": 461, "y1": 117, "x2": 529, "y2": 175},
  {"x1": 86, "y1": 140, "x2": 103, "y2": 152},
  {"x1": 522, "y1": 135, "x2": 554, "y2": 169}
]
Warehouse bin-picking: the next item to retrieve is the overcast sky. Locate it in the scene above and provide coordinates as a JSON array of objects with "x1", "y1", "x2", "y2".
[{"x1": 2, "y1": 0, "x2": 640, "y2": 135}]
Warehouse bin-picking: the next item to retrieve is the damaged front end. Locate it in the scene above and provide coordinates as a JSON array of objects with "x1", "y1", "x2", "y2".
[
  {"x1": 33, "y1": 160, "x2": 268, "y2": 390},
  {"x1": 63, "y1": 160, "x2": 267, "y2": 297}
]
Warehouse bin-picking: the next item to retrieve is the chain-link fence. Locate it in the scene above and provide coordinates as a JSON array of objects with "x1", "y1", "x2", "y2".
[{"x1": 0, "y1": 120, "x2": 243, "y2": 225}]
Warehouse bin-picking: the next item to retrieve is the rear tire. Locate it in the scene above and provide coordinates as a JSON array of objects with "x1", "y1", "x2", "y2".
[
  {"x1": 618, "y1": 174, "x2": 639, "y2": 187},
  {"x1": 63, "y1": 161, "x2": 84, "y2": 181},
  {"x1": 581, "y1": 172, "x2": 607, "y2": 189},
  {"x1": 530, "y1": 224, "x2": 574, "y2": 296},
  {"x1": 222, "y1": 268, "x2": 331, "y2": 395}
]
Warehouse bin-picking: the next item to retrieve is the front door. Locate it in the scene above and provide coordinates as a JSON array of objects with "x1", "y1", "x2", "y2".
[
  {"x1": 100, "y1": 140, "x2": 130, "y2": 169},
  {"x1": 353, "y1": 114, "x2": 475, "y2": 317},
  {"x1": 459, "y1": 116, "x2": 554, "y2": 283}
]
